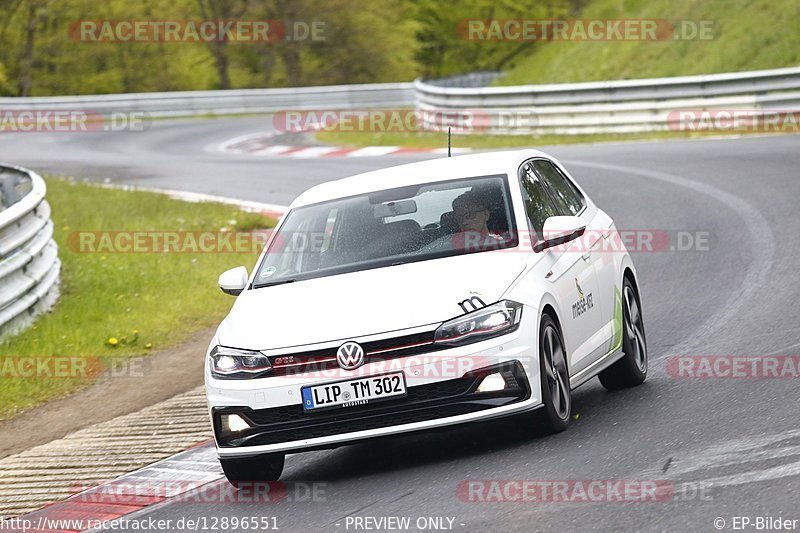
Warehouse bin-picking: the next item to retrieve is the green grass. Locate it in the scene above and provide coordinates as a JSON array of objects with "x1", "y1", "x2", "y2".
[
  {"x1": 315, "y1": 128, "x2": 783, "y2": 150},
  {"x1": 315, "y1": 0, "x2": 800, "y2": 151},
  {"x1": 0, "y1": 178, "x2": 274, "y2": 419},
  {"x1": 498, "y1": 0, "x2": 800, "y2": 85}
]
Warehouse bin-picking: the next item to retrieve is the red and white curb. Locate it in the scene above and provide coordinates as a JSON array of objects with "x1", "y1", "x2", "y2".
[
  {"x1": 3, "y1": 441, "x2": 222, "y2": 532},
  {"x1": 212, "y1": 132, "x2": 471, "y2": 158},
  {"x1": 0, "y1": 386, "x2": 212, "y2": 521}
]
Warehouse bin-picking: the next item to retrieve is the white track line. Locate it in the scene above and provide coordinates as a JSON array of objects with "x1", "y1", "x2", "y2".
[
  {"x1": 99, "y1": 184, "x2": 289, "y2": 217},
  {"x1": 346, "y1": 146, "x2": 403, "y2": 157},
  {"x1": 289, "y1": 146, "x2": 340, "y2": 158},
  {"x1": 568, "y1": 160, "x2": 775, "y2": 359},
  {"x1": 251, "y1": 145, "x2": 294, "y2": 156},
  {"x1": 432, "y1": 147, "x2": 471, "y2": 154}
]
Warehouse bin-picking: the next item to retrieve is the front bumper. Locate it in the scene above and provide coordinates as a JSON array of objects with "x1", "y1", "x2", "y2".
[{"x1": 206, "y1": 319, "x2": 542, "y2": 457}]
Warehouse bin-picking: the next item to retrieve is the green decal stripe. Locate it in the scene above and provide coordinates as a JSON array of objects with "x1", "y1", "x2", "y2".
[{"x1": 609, "y1": 285, "x2": 623, "y2": 353}]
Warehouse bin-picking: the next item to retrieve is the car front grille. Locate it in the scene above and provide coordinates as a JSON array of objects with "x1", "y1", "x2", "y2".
[{"x1": 267, "y1": 330, "x2": 447, "y2": 375}]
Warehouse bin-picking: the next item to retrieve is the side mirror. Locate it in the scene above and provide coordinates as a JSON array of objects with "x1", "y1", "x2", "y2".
[
  {"x1": 218, "y1": 266, "x2": 248, "y2": 296},
  {"x1": 534, "y1": 216, "x2": 586, "y2": 253}
]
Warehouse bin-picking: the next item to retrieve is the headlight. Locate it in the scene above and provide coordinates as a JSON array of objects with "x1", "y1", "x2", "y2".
[
  {"x1": 434, "y1": 300, "x2": 523, "y2": 346},
  {"x1": 209, "y1": 346, "x2": 271, "y2": 379}
]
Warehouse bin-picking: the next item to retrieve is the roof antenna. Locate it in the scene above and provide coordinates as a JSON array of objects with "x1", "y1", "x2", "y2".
[{"x1": 447, "y1": 127, "x2": 451, "y2": 157}]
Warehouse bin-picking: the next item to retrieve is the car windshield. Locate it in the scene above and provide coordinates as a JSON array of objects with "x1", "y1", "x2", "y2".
[{"x1": 253, "y1": 174, "x2": 518, "y2": 287}]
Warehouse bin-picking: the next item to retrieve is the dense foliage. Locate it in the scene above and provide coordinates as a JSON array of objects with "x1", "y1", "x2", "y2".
[
  {"x1": 0, "y1": 0, "x2": 575, "y2": 95},
  {"x1": 0, "y1": 0, "x2": 795, "y2": 96}
]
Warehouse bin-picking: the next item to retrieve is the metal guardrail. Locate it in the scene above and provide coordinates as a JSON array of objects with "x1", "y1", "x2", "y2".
[
  {"x1": 0, "y1": 83, "x2": 414, "y2": 118},
  {"x1": 0, "y1": 165, "x2": 60, "y2": 339},
  {"x1": 414, "y1": 66, "x2": 800, "y2": 134},
  {"x1": 1, "y1": 67, "x2": 798, "y2": 132}
]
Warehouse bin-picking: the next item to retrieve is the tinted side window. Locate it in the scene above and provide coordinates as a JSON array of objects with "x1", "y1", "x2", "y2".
[
  {"x1": 532, "y1": 160, "x2": 585, "y2": 216},
  {"x1": 519, "y1": 164, "x2": 559, "y2": 238}
]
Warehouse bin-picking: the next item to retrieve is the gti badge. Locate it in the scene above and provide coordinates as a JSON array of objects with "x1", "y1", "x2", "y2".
[{"x1": 336, "y1": 341, "x2": 365, "y2": 370}]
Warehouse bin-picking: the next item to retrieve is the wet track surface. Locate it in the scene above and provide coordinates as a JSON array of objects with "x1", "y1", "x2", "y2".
[{"x1": 2, "y1": 122, "x2": 799, "y2": 532}]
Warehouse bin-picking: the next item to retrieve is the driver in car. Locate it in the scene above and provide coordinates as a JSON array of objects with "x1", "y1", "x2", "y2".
[{"x1": 451, "y1": 191, "x2": 505, "y2": 250}]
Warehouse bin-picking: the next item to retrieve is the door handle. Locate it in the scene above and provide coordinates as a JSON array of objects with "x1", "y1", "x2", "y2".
[{"x1": 581, "y1": 251, "x2": 592, "y2": 262}]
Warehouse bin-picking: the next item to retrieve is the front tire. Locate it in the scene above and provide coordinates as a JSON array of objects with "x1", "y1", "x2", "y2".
[
  {"x1": 599, "y1": 278, "x2": 647, "y2": 390},
  {"x1": 220, "y1": 453, "x2": 285, "y2": 488},
  {"x1": 530, "y1": 314, "x2": 571, "y2": 434}
]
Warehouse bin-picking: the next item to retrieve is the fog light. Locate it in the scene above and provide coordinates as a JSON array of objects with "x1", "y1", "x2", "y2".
[
  {"x1": 476, "y1": 372, "x2": 507, "y2": 393},
  {"x1": 222, "y1": 413, "x2": 251, "y2": 433}
]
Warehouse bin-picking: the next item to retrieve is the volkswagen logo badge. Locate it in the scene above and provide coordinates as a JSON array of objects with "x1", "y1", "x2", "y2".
[{"x1": 336, "y1": 341, "x2": 364, "y2": 370}]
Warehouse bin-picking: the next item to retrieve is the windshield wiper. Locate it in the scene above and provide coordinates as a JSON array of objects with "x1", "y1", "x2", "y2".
[{"x1": 253, "y1": 279, "x2": 297, "y2": 289}]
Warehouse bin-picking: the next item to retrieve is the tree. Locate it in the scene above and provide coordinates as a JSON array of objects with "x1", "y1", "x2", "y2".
[
  {"x1": 0, "y1": 0, "x2": 54, "y2": 96},
  {"x1": 410, "y1": 0, "x2": 573, "y2": 78},
  {"x1": 196, "y1": 0, "x2": 248, "y2": 89}
]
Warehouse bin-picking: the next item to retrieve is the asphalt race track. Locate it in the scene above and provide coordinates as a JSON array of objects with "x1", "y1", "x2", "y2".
[{"x1": 2, "y1": 121, "x2": 799, "y2": 532}]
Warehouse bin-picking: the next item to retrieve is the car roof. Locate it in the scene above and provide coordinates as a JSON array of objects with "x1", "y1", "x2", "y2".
[{"x1": 291, "y1": 148, "x2": 549, "y2": 207}]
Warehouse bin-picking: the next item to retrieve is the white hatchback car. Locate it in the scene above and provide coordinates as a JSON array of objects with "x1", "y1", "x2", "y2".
[{"x1": 206, "y1": 149, "x2": 647, "y2": 485}]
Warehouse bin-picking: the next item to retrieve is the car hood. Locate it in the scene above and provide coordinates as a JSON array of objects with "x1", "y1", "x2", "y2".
[{"x1": 217, "y1": 252, "x2": 530, "y2": 350}]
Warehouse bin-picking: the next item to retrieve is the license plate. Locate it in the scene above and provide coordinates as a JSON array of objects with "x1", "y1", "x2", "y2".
[{"x1": 301, "y1": 372, "x2": 406, "y2": 411}]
